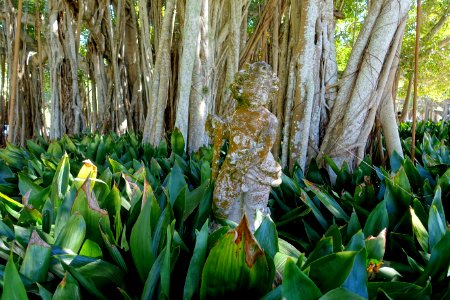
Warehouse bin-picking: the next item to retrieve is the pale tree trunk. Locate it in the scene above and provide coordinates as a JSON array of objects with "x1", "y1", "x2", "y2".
[
  {"x1": 217, "y1": 0, "x2": 242, "y2": 116},
  {"x1": 35, "y1": 0, "x2": 48, "y2": 139},
  {"x1": 272, "y1": 6, "x2": 290, "y2": 159},
  {"x1": 104, "y1": 0, "x2": 127, "y2": 134},
  {"x1": 400, "y1": 73, "x2": 413, "y2": 122},
  {"x1": 142, "y1": 0, "x2": 176, "y2": 146},
  {"x1": 282, "y1": 0, "x2": 336, "y2": 172},
  {"x1": 379, "y1": 36, "x2": 406, "y2": 159},
  {"x1": 7, "y1": 0, "x2": 23, "y2": 144},
  {"x1": 318, "y1": 0, "x2": 410, "y2": 171},
  {"x1": 61, "y1": 2, "x2": 83, "y2": 134},
  {"x1": 175, "y1": 0, "x2": 202, "y2": 143},
  {"x1": 85, "y1": 0, "x2": 108, "y2": 133},
  {"x1": 188, "y1": 0, "x2": 213, "y2": 152},
  {"x1": 285, "y1": 0, "x2": 318, "y2": 171},
  {"x1": 138, "y1": 0, "x2": 154, "y2": 132},
  {"x1": 123, "y1": 0, "x2": 143, "y2": 133},
  {"x1": 49, "y1": 0, "x2": 64, "y2": 140}
]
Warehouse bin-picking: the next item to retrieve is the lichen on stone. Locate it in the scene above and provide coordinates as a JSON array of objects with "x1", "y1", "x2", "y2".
[{"x1": 207, "y1": 62, "x2": 282, "y2": 231}]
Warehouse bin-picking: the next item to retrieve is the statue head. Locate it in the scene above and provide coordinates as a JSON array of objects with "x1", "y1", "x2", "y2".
[{"x1": 230, "y1": 62, "x2": 279, "y2": 107}]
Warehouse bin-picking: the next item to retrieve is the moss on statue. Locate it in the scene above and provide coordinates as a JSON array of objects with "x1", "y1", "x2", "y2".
[{"x1": 207, "y1": 62, "x2": 282, "y2": 231}]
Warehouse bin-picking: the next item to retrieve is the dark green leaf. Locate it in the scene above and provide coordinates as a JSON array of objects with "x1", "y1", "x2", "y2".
[
  {"x1": 308, "y1": 251, "x2": 357, "y2": 293},
  {"x1": 282, "y1": 259, "x2": 322, "y2": 300},
  {"x1": 2, "y1": 255, "x2": 28, "y2": 300}
]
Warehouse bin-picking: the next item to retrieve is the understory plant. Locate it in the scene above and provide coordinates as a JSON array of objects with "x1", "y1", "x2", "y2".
[{"x1": 0, "y1": 121, "x2": 449, "y2": 299}]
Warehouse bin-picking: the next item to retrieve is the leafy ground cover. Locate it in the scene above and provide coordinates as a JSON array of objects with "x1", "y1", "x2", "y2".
[{"x1": 0, "y1": 122, "x2": 449, "y2": 299}]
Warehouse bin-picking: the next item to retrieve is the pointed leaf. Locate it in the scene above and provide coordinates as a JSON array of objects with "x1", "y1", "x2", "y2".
[
  {"x1": 2, "y1": 255, "x2": 28, "y2": 300},
  {"x1": 282, "y1": 259, "x2": 322, "y2": 300},
  {"x1": 184, "y1": 220, "x2": 209, "y2": 300}
]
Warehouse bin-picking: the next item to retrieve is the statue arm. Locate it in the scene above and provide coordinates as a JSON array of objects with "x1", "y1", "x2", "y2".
[
  {"x1": 251, "y1": 114, "x2": 278, "y2": 165},
  {"x1": 206, "y1": 114, "x2": 229, "y2": 180},
  {"x1": 234, "y1": 114, "x2": 278, "y2": 176}
]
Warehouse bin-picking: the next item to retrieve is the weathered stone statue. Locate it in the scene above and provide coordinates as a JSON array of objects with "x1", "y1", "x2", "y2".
[{"x1": 207, "y1": 62, "x2": 282, "y2": 231}]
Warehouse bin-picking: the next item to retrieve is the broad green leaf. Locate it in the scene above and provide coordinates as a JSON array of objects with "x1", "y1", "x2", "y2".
[
  {"x1": 255, "y1": 215, "x2": 279, "y2": 259},
  {"x1": 141, "y1": 249, "x2": 165, "y2": 300},
  {"x1": 200, "y1": 216, "x2": 271, "y2": 299},
  {"x1": 200, "y1": 160, "x2": 211, "y2": 185},
  {"x1": 428, "y1": 186, "x2": 446, "y2": 250},
  {"x1": 347, "y1": 210, "x2": 361, "y2": 239},
  {"x1": 60, "y1": 260, "x2": 106, "y2": 300},
  {"x1": 384, "y1": 167, "x2": 412, "y2": 224},
  {"x1": 303, "y1": 219, "x2": 321, "y2": 245},
  {"x1": 193, "y1": 183, "x2": 214, "y2": 231},
  {"x1": 320, "y1": 287, "x2": 366, "y2": 300},
  {"x1": 20, "y1": 231, "x2": 51, "y2": 282},
  {"x1": 389, "y1": 151, "x2": 403, "y2": 173},
  {"x1": 410, "y1": 206, "x2": 429, "y2": 252},
  {"x1": 325, "y1": 224, "x2": 343, "y2": 253},
  {"x1": 261, "y1": 286, "x2": 281, "y2": 300},
  {"x1": 99, "y1": 225, "x2": 127, "y2": 272},
  {"x1": 438, "y1": 168, "x2": 450, "y2": 194},
  {"x1": 363, "y1": 200, "x2": 388, "y2": 237},
  {"x1": 278, "y1": 238, "x2": 301, "y2": 258},
  {"x1": 308, "y1": 251, "x2": 358, "y2": 293},
  {"x1": 303, "y1": 237, "x2": 333, "y2": 269},
  {"x1": 343, "y1": 231, "x2": 368, "y2": 298},
  {"x1": 152, "y1": 206, "x2": 172, "y2": 256},
  {"x1": 0, "y1": 146, "x2": 26, "y2": 170},
  {"x1": 165, "y1": 164, "x2": 187, "y2": 204},
  {"x1": 52, "y1": 273, "x2": 81, "y2": 300},
  {"x1": 160, "y1": 223, "x2": 173, "y2": 299},
  {"x1": 51, "y1": 153, "x2": 70, "y2": 210},
  {"x1": 36, "y1": 283, "x2": 52, "y2": 300},
  {"x1": 79, "y1": 239, "x2": 103, "y2": 259},
  {"x1": 2, "y1": 255, "x2": 28, "y2": 300},
  {"x1": 102, "y1": 184, "x2": 123, "y2": 242},
  {"x1": 417, "y1": 230, "x2": 450, "y2": 284},
  {"x1": 18, "y1": 172, "x2": 43, "y2": 198},
  {"x1": 276, "y1": 206, "x2": 311, "y2": 227},
  {"x1": 282, "y1": 259, "x2": 322, "y2": 300},
  {"x1": 0, "y1": 219, "x2": 15, "y2": 240},
  {"x1": 130, "y1": 195, "x2": 158, "y2": 281},
  {"x1": 71, "y1": 178, "x2": 110, "y2": 244},
  {"x1": 184, "y1": 220, "x2": 209, "y2": 300},
  {"x1": 368, "y1": 282, "x2": 426, "y2": 299},
  {"x1": 404, "y1": 157, "x2": 423, "y2": 189},
  {"x1": 184, "y1": 180, "x2": 210, "y2": 221},
  {"x1": 67, "y1": 256, "x2": 124, "y2": 290},
  {"x1": 26, "y1": 140, "x2": 46, "y2": 156},
  {"x1": 304, "y1": 180, "x2": 350, "y2": 222},
  {"x1": 54, "y1": 213, "x2": 86, "y2": 253},
  {"x1": 299, "y1": 190, "x2": 328, "y2": 229},
  {"x1": 171, "y1": 128, "x2": 185, "y2": 156},
  {"x1": 365, "y1": 228, "x2": 386, "y2": 261}
]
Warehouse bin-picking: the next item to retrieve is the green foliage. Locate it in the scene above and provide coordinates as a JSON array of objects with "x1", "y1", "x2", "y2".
[{"x1": 0, "y1": 122, "x2": 449, "y2": 298}]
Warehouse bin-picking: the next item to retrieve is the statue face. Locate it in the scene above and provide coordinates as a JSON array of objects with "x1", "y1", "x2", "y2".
[{"x1": 230, "y1": 62, "x2": 279, "y2": 107}]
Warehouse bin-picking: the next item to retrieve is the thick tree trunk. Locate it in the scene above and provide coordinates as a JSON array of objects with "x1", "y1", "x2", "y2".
[
  {"x1": 188, "y1": 0, "x2": 212, "y2": 152},
  {"x1": 61, "y1": 2, "x2": 83, "y2": 134},
  {"x1": 49, "y1": 0, "x2": 64, "y2": 140},
  {"x1": 400, "y1": 73, "x2": 413, "y2": 122},
  {"x1": 282, "y1": 0, "x2": 336, "y2": 172},
  {"x1": 142, "y1": 0, "x2": 176, "y2": 146},
  {"x1": 7, "y1": 0, "x2": 23, "y2": 144},
  {"x1": 318, "y1": 0, "x2": 410, "y2": 171},
  {"x1": 175, "y1": 0, "x2": 202, "y2": 143}
]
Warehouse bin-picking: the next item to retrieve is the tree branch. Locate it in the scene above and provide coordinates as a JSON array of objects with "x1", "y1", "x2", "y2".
[{"x1": 423, "y1": 5, "x2": 449, "y2": 42}]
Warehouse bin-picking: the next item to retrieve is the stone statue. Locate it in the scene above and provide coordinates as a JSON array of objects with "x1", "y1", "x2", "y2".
[{"x1": 207, "y1": 62, "x2": 282, "y2": 231}]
